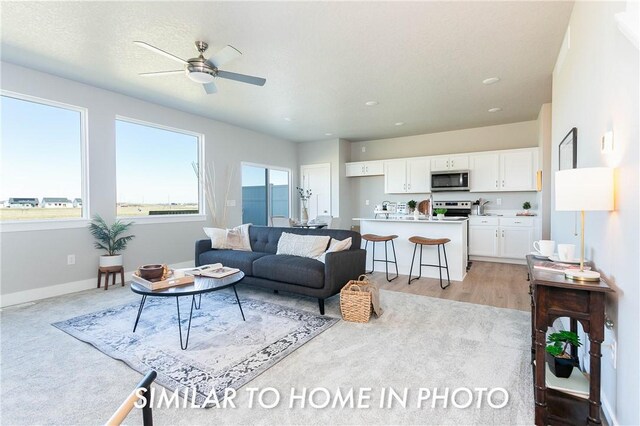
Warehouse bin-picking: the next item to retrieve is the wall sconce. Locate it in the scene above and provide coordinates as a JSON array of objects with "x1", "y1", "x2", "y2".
[{"x1": 601, "y1": 131, "x2": 614, "y2": 153}]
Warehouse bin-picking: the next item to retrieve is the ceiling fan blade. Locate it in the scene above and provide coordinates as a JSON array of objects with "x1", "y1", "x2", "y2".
[
  {"x1": 206, "y1": 45, "x2": 242, "y2": 68},
  {"x1": 139, "y1": 70, "x2": 184, "y2": 77},
  {"x1": 133, "y1": 41, "x2": 188, "y2": 65},
  {"x1": 217, "y1": 70, "x2": 266, "y2": 86},
  {"x1": 203, "y1": 82, "x2": 217, "y2": 94}
]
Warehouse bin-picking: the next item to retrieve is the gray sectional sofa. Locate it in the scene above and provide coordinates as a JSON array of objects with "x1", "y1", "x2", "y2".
[{"x1": 195, "y1": 226, "x2": 366, "y2": 314}]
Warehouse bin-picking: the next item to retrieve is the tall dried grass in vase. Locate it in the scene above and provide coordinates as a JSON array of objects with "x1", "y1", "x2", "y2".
[{"x1": 192, "y1": 161, "x2": 235, "y2": 228}]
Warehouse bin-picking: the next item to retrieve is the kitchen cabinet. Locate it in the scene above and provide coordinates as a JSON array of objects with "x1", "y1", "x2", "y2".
[
  {"x1": 345, "y1": 160, "x2": 384, "y2": 177},
  {"x1": 469, "y1": 148, "x2": 537, "y2": 192},
  {"x1": 500, "y1": 150, "x2": 536, "y2": 191},
  {"x1": 430, "y1": 155, "x2": 469, "y2": 172},
  {"x1": 384, "y1": 158, "x2": 430, "y2": 193},
  {"x1": 469, "y1": 216, "x2": 534, "y2": 260}
]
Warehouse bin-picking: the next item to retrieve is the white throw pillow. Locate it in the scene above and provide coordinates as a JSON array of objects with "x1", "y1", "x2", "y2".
[
  {"x1": 316, "y1": 237, "x2": 352, "y2": 263},
  {"x1": 276, "y1": 232, "x2": 330, "y2": 259},
  {"x1": 203, "y1": 227, "x2": 228, "y2": 249},
  {"x1": 203, "y1": 224, "x2": 252, "y2": 251}
]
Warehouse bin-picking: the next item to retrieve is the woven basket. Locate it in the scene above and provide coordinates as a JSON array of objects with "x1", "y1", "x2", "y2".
[{"x1": 340, "y1": 274, "x2": 373, "y2": 323}]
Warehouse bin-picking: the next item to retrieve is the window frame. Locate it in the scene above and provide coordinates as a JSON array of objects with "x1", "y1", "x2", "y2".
[
  {"x1": 114, "y1": 116, "x2": 206, "y2": 223},
  {"x1": 0, "y1": 90, "x2": 89, "y2": 233},
  {"x1": 241, "y1": 161, "x2": 292, "y2": 225}
]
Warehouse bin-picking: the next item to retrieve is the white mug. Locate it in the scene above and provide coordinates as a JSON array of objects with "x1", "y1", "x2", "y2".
[
  {"x1": 558, "y1": 244, "x2": 576, "y2": 262},
  {"x1": 533, "y1": 240, "x2": 555, "y2": 257}
]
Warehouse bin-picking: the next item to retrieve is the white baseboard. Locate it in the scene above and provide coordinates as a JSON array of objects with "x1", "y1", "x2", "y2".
[
  {"x1": 469, "y1": 256, "x2": 527, "y2": 265},
  {"x1": 0, "y1": 261, "x2": 193, "y2": 308}
]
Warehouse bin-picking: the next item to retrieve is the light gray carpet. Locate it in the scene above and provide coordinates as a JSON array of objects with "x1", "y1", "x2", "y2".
[
  {"x1": 52, "y1": 292, "x2": 338, "y2": 406},
  {"x1": 1, "y1": 284, "x2": 533, "y2": 425}
]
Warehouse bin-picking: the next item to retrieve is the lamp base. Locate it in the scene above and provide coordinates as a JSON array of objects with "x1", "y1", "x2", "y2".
[{"x1": 565, "y1": 269, "x2": 601, "y2": 282}]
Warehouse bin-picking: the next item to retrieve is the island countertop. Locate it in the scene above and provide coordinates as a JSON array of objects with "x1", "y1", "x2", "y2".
[{"x1": 353, "y1": 217, "x2": 468, "y2": 224}]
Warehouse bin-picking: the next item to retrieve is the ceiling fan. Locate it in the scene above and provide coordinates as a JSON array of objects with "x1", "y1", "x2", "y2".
[{"x1": 134, "y1": 40, "x2": 266, "y2": 94}]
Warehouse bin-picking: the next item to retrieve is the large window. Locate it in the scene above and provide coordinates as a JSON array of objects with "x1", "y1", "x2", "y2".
[
  {"x1": 242, "y1": 164, "x2": 290, "y2": 226},
  {"x1": 0, "y1": 93, "x2": 85, "y2": 221},
  {"x1": 116, "y1": 119, "x2": 201, "y2": 217}
]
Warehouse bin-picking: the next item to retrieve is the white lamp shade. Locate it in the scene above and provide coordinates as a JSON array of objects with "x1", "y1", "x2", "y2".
[{"x1": 555, "y1": 167, "x2": 614, "y2": 211}]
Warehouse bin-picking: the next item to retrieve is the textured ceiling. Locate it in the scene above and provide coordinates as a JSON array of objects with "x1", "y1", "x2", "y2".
[{"x1": 0, "y1": 1, "x2": 573, "y2": 142}]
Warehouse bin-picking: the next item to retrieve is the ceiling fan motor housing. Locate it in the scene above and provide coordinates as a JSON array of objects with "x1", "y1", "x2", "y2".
[{"x1": 186, "y1": 57, "x2": 217, "y2": 83}]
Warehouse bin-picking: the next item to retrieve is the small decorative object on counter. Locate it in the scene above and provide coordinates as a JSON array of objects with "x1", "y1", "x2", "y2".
[
  {"x1": 523, "y1": 201, "x2": 531, "y2": 213},
  {"x1": 407, "y1": 200, "x2": 417, "y2": 213},
  {"x1": 296, "y1": 186, "x2": 312, "y2": 224},
  {"x1": 546, "y1": 330, "x2": 581, "y2": 378},
  {"x1": 434, "y1": 208, "x2": 447, "y2": 220},
  {"x1": 340, "y1": 274, "x2": 383, "y2": 323}
]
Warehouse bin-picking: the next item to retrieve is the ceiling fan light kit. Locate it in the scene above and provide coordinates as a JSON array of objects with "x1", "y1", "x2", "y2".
[{"x1": 135, "y1": 40, "x2": 266, "y2": 93}]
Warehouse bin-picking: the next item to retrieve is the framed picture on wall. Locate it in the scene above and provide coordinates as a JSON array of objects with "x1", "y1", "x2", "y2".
[{"x1": 559, "y1": 127, "x2": 577, "y2": 170}]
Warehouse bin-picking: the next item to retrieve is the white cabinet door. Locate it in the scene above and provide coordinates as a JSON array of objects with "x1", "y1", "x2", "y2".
[
  {"x1": 406, "y1": 158, "x2": 430, "y2": 193},
  {"x1": 470, "y1": 153, "x2": 500, "y2": 192},
  {"x1": 500, "y1": 227, "x2": 533, "y2": 259},
  {"x1": 363, "y1": 161, "x2": 384, "y2": 176},
  {"x1": 430, "y1": 156, "x2": 450, "y2": 172},
  {"x1": 449, "y1": 155, "x2": 469, "y2": 171},
  {"x1": 500, "y1": 150, "x2": 535, "y2": 191},
  {"x1": 469, "y1": 226, "x2": 499, "y2": 257},
  {"x1": 384, "y1": 160, "x2": 408, "y2": 193},
  {"x1": 345, "y1": 162, "x2": 364, "y2": 177}
]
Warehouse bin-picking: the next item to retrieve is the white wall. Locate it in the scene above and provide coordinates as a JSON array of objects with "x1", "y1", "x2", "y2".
[
  {"x1": 551, "y1": 2, "x2": 639, "y2": 424},
  {"x1": 0, "y1": 62, "x2": 298, "y2": 300},
  {"x1": 537, "y1": 103, "x2": 553, "y2": 239},
  {"x1": 348, "y1": 121, "x2": 540, "y2": 221}
]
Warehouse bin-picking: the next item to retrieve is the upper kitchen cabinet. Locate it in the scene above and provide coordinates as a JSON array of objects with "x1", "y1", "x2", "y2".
[
  {"x1": 345, "y1": 160, "x2": 384, "y2": 177},
  {"x1": 500, "y1": 149, "x2": 537, "y2": 191},
  {"x1": 384, "y1": 158, "x2": 430, "y2": 193},
  {"x1": 470, "y1": 148, "x2": 538, "y2": 192},
  {"x1": 430, "y1": 154, "x2": 469, "y2": 172}
]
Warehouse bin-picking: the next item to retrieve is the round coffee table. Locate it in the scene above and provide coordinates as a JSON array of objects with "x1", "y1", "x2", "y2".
[{"x1": 130, "y1": 271, "x2": 245, "y2": 350}]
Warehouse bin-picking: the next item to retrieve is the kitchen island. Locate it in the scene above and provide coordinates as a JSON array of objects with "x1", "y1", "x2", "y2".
[{"x1": 354, "y1": 217, "x2": 468, "y2": 282}]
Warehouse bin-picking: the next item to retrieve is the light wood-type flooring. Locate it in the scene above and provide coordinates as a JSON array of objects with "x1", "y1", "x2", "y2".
[{"x1": 369, "y1": 260, "x2": 530, "y2": 311}]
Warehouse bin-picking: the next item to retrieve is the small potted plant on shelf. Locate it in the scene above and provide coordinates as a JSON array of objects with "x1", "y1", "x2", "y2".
[
  {"x1": 407, "y1": 200, "x2": 417, "y2": 213},
  {"x1": 89, "y1": 215, "x2": 135, "y2": 267},
  {"x1": 522, "y1": 201, "x2": 532, "y2": 215},
  {"x1": 434, "y1": 208, "x2": 447, "y2": 220},
  {"x1": 546, "y1": 330, "x2": 582, "y2": 378}
]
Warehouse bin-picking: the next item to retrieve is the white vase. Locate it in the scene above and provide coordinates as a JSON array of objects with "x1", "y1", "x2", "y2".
[
  {"x1": 301, "y1": 207, "x2": 309, "y2": 224},
  {"x1": 100, "y1": 254, "x2": 123, "y2": 268},
  {"x1": 437, "y1": 214, "x2": 445, "y2": 220},
  {"x1": 413, "y1": 209, "x2": 420, "y2": 219}
]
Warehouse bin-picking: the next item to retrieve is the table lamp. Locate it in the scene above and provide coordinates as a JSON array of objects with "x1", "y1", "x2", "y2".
[{"x1": 555, "y1": 167, "x2": 614, "y2": 281}]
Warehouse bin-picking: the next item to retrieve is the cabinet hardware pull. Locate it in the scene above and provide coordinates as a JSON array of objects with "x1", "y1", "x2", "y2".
[
  {"x1": 495, "y1": 180, "x2": 498, "y2": 188},
  {"x1": 408, "y1": 183, "x2": 411, "y2": 190},
  {"x1": 495, "y1": 230, "x2": 498, "y2": 237},
  {"x1": 502, "y1": 180, "x2": 505, "y2": 187}
]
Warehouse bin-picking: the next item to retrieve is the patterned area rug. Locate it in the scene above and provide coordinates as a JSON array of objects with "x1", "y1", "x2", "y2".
[{"x1": 53, "y1": 291, "x2": 338, "y2": 406}]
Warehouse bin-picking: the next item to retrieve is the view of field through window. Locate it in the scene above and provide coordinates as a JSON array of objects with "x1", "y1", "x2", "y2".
[
  {"x1": 116, "y1": 119, "x2": 200, "y2": 217},
  {"x1": 0, "y1": 95, "x2": 84, "y2": 221}
]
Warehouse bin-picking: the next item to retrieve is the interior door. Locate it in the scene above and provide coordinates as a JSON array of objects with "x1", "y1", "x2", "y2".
[{"x1": 301, "y1": 163, "x2": 331, "y2": 219}]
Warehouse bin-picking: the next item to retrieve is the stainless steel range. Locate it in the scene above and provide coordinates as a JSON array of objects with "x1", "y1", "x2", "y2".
[
  {"x1": 432, "y1": 200, "x2": 472, "y2": 217},
  {"x1": 433, "y1": 201, "x2": 472, "y2": 270}
]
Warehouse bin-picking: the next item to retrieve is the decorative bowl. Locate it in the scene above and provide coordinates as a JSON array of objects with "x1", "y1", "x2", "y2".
[{"x1": 138, "y1": 264, "x2": 164, "y2": 281}]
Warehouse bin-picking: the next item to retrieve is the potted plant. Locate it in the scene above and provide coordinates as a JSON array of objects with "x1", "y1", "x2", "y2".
[
  {"x1": 434, "y1": 208, "x2": 447, "y2": 220},
  {"x1": 296, "y1": 187, "x2": 312, "y2": 224},
  {"x1": 89, "y1": 215, "x2": 135, "y2": 267},
  {"x1": 407, "y1": 200, "x2": 417, "y2": 214},
  {"x1": 523, "y1": 201, "x2": 532, "y2": 214},
  {"x1": 546, "y1": 330, "x2": 582, "y2": 378}
]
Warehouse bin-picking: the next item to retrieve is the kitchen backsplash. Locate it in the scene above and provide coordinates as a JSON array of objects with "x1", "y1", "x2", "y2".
[{"x1": 350, "y1": 175, "x2": 538, "y2": 219}]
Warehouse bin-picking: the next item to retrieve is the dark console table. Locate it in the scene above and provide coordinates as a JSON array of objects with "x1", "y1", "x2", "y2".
[{"x1": 526, "y1": 255, "x2": 613, "y2": 425}]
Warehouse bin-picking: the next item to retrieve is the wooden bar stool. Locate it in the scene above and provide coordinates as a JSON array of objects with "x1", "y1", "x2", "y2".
[
  {"x1": 97, "y1": 265, "x2": 125, "y2": 290},
  {"x1": 407, "y1": 236, "x2": 451, "y2": 289},
  {"x1": 362, "y1": 234, "x2": 399, "y2": 282}
]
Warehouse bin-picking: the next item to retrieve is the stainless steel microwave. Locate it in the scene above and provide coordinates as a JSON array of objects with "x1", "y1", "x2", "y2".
[{"x1": 431, "y1": 170, "x2": 470, "y2": 192}]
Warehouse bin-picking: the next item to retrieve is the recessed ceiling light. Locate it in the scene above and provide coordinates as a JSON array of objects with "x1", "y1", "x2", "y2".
[
  {"x1": 365, "y1": 101, "x2": 379, "y2": 106},
  {"x1": 483, "y1": 77, "x2": 501, "y2": 85},
  {"x1": 488, "y1": 107, "x2": 503, "y2": 113},
  {"x1": 395, "y1": 122, "x2": 405, "y2": 126},
  {"x1": 283, "y1": 117, "x2": 292, "y2": 121},
  {"x1": 325, "y1": 133, "x2": 333, "y2": 136}
]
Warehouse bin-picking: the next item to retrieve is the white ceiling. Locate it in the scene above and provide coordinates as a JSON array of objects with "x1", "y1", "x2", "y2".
[{"x1": 0, "y1": 1, "x2": 573, "y2": 142}]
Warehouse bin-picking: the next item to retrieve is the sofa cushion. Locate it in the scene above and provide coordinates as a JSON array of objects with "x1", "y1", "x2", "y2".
[
  {"x1": 252, "y1": 255, "x2": 325, "y2": 289},
  {"x1": 276, "y1": 232, "x2": 330, "y2": 259},
  {"x1": 248, "y1": 226, "x2": 362, "y2": 254},
  {"x1": 198, "y1": 250, "x2": 267, "y2": 276}
]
